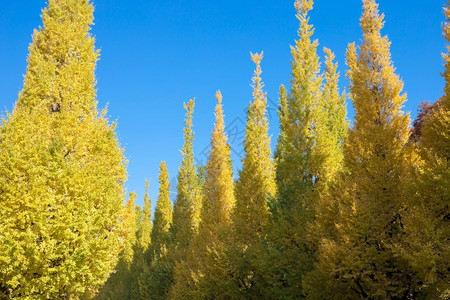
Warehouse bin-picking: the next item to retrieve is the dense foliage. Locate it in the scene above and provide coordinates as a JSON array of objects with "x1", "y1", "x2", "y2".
[
  {"x1": 1, "y1": 0, "x2": 448, "y2": 299},
  {"x1": 0, "y1": 0, "x2": 127, "y2": 298}
]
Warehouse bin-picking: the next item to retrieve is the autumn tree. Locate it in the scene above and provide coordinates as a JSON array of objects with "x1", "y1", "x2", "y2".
[
  {"x1": 170, "y1": 91, "x2": 235, "y2": 299},
  {"x1": 148, "y1": 100, "x2": 201, "y2": 299},
  {"x1": 150, "y1": 163, "x2": 173, "y2": 261},
  {"x1": 0, "y1": 0, "x2": 127, "y2": 298},
  {"x1": 170, "y1": 99, "x2": 202, "y2": 252},
  {"x1": 305, "y1": 1, "x2": 417, "y2": 298},
  {"x1": 268, "y1": 1, "x2": 347, "y2": 297},
  {"x1": 96, "y1": 193, "x2": 138, "y2": 300},
  {"x1": 140, "y1": 162, "x2": 173, "y2": 299},
  {"x1": 129, "y1": 182, "x2": 152, "y2": 298},
  {"x1": 306, "y1": 47, "x2": 348, "y2": 249},
  {"x1": 139, "y1": 180, "x2": 152, "y2": 253},
  {"x1": 270, "y1": 3, "x2": 324, "y2": 291},
  {"x1": 400, "y1": 2, "x2": 450, "y2": 298},
  {"x1": 225, "y1": 52, "x2": 277, "y2": 298},
  {"x1": 409, "y1": 100, "x2": 440, "y2": 144}
]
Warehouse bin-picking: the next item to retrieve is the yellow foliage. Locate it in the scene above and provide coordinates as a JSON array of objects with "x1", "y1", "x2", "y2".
[
  {"x1": 170, "y1": 91, "x2": 235, "y2": 299},
  {"x1": 0, "y1": 0, "x2": 127, "y2": 298},
  {"x1": 400, "y1": 2, "x2": 450, "y2": 297},
  {"x1": 306, "y1": 1, "x2": 417, "y2": 298},
  {"x1": 227, "y1": 52, "x2": 277, "y2": 297}
]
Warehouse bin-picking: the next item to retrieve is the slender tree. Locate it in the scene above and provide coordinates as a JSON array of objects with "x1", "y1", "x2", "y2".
[
  {"x1": 139, "y1": 180, "x2": 152, "y2": 253},
  {"x1": 275, "y1": 0, "x2": 322, "y2": 210},
  {"x1": 171, "y1": 99, "x2": 202, "y2": 251},
  {"x1": 226, "y1": 52, "x2": 277, "y2": 298},
  {"x1": 305, "y1": 1, "x2": 417, "y2": 298},
  {"x1": 0, "y1": 0, "x2": 127, "y2": 297},
  {"x1": 153, "y1": 100, "x2": 201, "y2": 299},
  {"x1": 268, "y1": 1, "x2": 347, "y2": 297},
  {"x1": 319, "y1": 47, "x2": 347, "y2": 179},
  {"x1": 170, "y1": 91, "x2": 235, "y2": 299},
  {"x1": 140, "y1": 162, "x2": 174, "y2": 299},
  {"x1": 150, "y1": 162, "x2": 173, "y2": 261},
  {"x1": 307, "y1": 47, "x2": 348, "y2": 247},
  {"x1": 130, "y1": 182, "x2": 152, "y2": 298}
]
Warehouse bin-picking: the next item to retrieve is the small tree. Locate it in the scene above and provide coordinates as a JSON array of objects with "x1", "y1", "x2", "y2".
[{"x1": 140, "y1": 162, "x2": 173, "y2": 299}]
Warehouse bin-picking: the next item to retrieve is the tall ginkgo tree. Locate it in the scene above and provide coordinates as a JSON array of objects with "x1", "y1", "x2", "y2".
[
  {"x1": 140, "y1": 162, "x2": 174, "y2": 300},
  {"x1": 307, "y1": 47, "x2": 348, "y2": 248},
  {"x1": 0, "y1": 0, "x2": 127, "y2": 298},
  {"x1": 305, "y1": 1, "x2": 417, "y2": 298},
  {"x1": 227, "y1": 52, "x2": 277, "y2": 298},
  {"x1": 156, "y1": 99, "x2": 202, "y2": 299},
  {"x1": 269, "y1": 1, "x2": 347, "y2": 297},
  {"x1": 171, "y1": 91, "x2": 235, "y2": 299}
]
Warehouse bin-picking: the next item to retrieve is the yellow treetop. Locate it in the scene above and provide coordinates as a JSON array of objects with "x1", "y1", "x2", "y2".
[
  {"x1": 150, "y1": 162, "x2": 173, "y2": 260},
  {"x1": 139, "y1": 180, "x2": 152, "y2": 252},
  {"x1": 202, "y1": 90, "x2": 235, "y2": 228}
]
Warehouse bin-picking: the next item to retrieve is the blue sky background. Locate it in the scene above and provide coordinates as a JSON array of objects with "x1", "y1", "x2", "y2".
[{"x1": 0, "y1": 0, "x2": 446, "y2": 207}]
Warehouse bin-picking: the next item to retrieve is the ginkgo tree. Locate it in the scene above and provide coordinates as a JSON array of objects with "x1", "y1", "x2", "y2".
[
  {"x1": 1, "y1": 0, "x2": 448, "y2": 299},
  {"x1": 268, "y1": 1, "x2": 347, "y2": 297},
  {"x1": 0, "y1": 0, "x2": 127, "y2": 298},
  {"x1": 140, "y1": 162, "x2": 173, "y2": 299},
  {"x1": 305, "y1": 1, "x2": 417, "y2": 298},
  {"x1": 170, "y1": 91, "x2": 235, "y2": 299},
  {"x1": 227, "y1": 52, "x2": 278, "y2": 298}
]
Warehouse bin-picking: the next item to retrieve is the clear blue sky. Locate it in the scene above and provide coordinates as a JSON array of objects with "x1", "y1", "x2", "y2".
[{"x1": 0, "y1": 0, "x2": 446, "y2": 207}]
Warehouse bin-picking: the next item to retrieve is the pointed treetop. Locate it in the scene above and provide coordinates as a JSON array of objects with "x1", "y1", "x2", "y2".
[
  {"x1": 151, "y1": 160, "x2": 173, "y2": 251},
  {"x1": 361, "y1": 0, "x2": 385, "y2": 34},
  {"x1": 444, "y1": 2, "x2": 450, "y2": 42},
  {"x1": 183, "y1": 98, "x2": 195, "y2": 131},
  {"x1": 17, "y1": 0, "x2": 98, "y2": 113},
  {"x1": 181, "y1": 99, "x2": 195, "y2": 158},
  {"x1": 140, "y1": 179, "x2": 152, "y2": 251},
  {"x1": 171, "y1": 97, "x2": 201, "y2": 254},
  {"x1": 159, "y1": 161, "x2": 169, "y2": 186},
  {"x1": 295, "y1": 0, "x2": 313, "y2": 15},
  {"x1": 323, "y1": 47, "x2": 340, "y2": 99},
  {"x1": 347, "y1": 0, "x2": 407, "y2": 130},
  {"x1": 145, "y1": 179, "x2": 150, "y2": 198},
  {"x1": 323, "y1": 47, "x2": 336, "y2": 67},
  {"x1": 214, "y1": 90, "x2": 225, "y2": 133},
  {"x1": 250, "y1": 52, "x2": 265, "y2": 105},
  {"x1": 234, "y1": 51, "x2": 276, "y2": 231},
  {"x1": 345, "y1": 42, "x2": 357, "y2": 73},
  {"x1": 216, "y1": 90, "x2": 223, "y2": 104},
  {"x1": 183, "y1": 98, "x2": 195, "y2": 113},
  {"x1": 250, "y1": 51, "x2": 263, "y2": 66}
]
